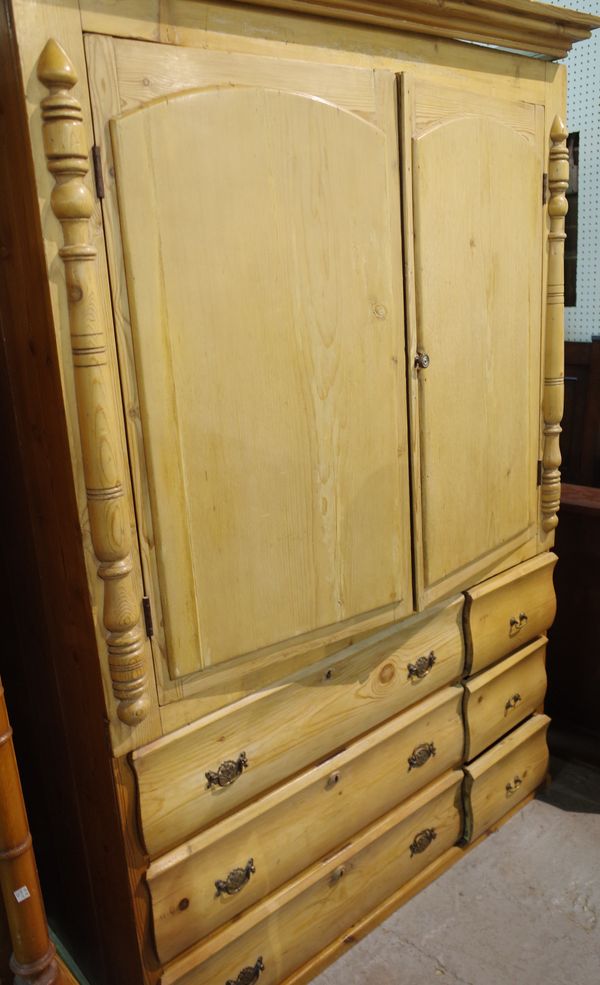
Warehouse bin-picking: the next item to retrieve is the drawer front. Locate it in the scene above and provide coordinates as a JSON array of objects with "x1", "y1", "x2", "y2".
[
  {"x1": 161, "y1": 771, "x2": 463, "y2": 985},
  {"x1": 464, "y1": 714, "x2": 550, "y2": 842},
  {"x1": 133, "y1": 597, "x2": 464, "y2": 856},
  {"x1": 464, "y1": 637, "x2": 547, "y2": 760},
  {"x1": 464, "y1": 553, "x2": 556, "y2": 674},
  {"x1": 149, "y1": 686, "x2": 464, "y2": 961}
]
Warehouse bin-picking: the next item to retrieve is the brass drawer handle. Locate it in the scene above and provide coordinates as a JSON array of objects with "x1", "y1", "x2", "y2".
[
  {"x1": 226, "y1": 957, "x2": 264, "y2": 985},
  {"x1": 408, "y1": 741, "x2": 436, "y2": 771},
  {"x1": 409, "y1": 827, "x2": 437, "y2": 857},
  {"x1": 215, "y1": 858, "x2": 255, "y2": 897},
  {"x1": 505, "y1": 693, "x2": 522, "y2": 711},
  {"x1": 407, "y1": 651, "x2": 436, "y2": 680},
  {"x1": 506, "y1": 775, "x2": 523, "y2": 795},
  {"x1": 206, "y1": 752, "x2": 248, "y2": 790},
  {"x1": 509, "y1": 612, "x2": 528, "y2": 635}
]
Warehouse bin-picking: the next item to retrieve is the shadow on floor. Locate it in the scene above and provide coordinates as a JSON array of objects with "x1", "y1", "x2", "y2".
[{"x1": 539, "y1": 755, "x2": 600, "y2": 813}]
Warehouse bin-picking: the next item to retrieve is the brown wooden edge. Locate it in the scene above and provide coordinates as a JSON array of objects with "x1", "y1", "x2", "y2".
[{"x1": 0, "y1": 2, "x2": 149, "y2": 983}]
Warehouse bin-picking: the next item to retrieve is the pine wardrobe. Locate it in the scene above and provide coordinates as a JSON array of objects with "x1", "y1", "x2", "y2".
[{"x1": 2, "y1": 2, "x2": 599, "y2": 984}]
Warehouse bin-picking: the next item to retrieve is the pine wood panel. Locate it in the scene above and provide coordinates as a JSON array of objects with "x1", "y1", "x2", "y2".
[
  {"x1": 106, "y1": 51, "x2": 412, "y2": 682},
  {"x1": 161, "y1": 771, "x2": 463, "y2": 984},
  {"x1": 133, "y1": 596, "x2": 464, "y2": 856},
  {"x1": 464, "y1": 637, "x2": 547, "y2": 760},
  {"x1": 148, "y1": 685, "x2": 463, "y2": 961},
  {"x1": 406, "y1": 82, "x2": 544, "y2": 607},
  {"x1": 464, "y1": 552, "x2": 557, "y2": 674},
  {"x1": 464, "y1": 713, "x2": 550, "y2": 842},
  {"x1": 111, "y1": 36, "x2": 380, "y2": 121}
]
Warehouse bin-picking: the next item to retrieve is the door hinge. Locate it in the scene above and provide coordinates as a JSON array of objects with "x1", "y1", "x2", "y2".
[
  {"x1": 92, "y1": 145, "x2": 105, "y2": 199},
  {"x1": 537, "y1": 460, "x2": 543, "y2": 486},
  {"x1": 142, "y1": 596, "x2": 154, "y2": 639},
  {"x1": 542, "y1": 172, "x2": 548, "y2": 205}
]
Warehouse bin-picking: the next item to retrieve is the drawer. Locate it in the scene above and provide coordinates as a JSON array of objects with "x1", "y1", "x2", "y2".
[
  {"x1": 161, "y1": 771, "x2": 463, "y2": 985},
  {"x1": 463, "y1": 713, "x2": 550, "y2": 842},
  {"x1": 463, "y1": 637, "x2": 547, "y2": 760},
  {"x1": 133, "y1": 597, "x2": 464, "y2": 856},
  {"x1": 148, "y1": 686, "x2": 464, "y2": 962},
  {"x1": 464, "y1": 553, "x2": 556, "y2": 674}
]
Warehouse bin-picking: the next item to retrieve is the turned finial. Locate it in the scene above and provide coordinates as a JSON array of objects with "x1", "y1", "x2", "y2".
[
  {"x1": 550, "y1": 115, "x2": 568, "y2": 144},
  {"x1": 37, "y1": 38, "x2": 78, "y2": 89}
]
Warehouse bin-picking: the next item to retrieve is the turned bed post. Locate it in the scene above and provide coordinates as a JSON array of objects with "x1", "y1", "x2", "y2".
[
  {"x1": 0, "y1": 679, "x2": 62, "y2": 985},
  {"x1": 542, "y1": 116, "x2": 569, "y2": 533},
  {"x1": 36, "y1": 39, "x2": 149, "y2": 726}
]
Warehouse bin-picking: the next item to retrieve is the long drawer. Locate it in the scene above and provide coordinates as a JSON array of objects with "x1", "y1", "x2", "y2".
[
  {"x1": 133, "y1": 597, "x2": 464, "y2": 856},
  {"x1": 464, "y1": 553, "x2": 556, "y2": 675},
  {"x1": 463, "y1": 714, "x2": 550, "y2": 842},
  {"x1": 148, "y1": 686, "x2": 464, "y2": 962},
  {"x1": 161, "y1": 771, "x2": 463, "y2": 985},
  {"x1": 463, "y1": 637, "x2": 547, "y2": 760}
]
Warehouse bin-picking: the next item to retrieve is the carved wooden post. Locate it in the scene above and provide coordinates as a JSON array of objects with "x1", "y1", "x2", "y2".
[
  {"x1": 542, "y1": 116, "x2": 568, "y2": 533},
  {"x1": 0, "y1": 678, "x2": 62, "y2": 985},
  {"x1": 37, "y1": 39, "x2": 149, "y2": 725}
]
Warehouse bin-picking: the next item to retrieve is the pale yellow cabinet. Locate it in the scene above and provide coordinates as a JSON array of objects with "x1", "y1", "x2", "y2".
[
  {"x1": 87, "y1": 35, "x2": 548, "y2": 702},
  {"x1": 6, "y1": 2, "x2": 598, "y2": 984}
]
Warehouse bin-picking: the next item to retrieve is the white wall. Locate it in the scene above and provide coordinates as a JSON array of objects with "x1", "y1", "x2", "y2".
[{"x1": 547, "y1": 0, "x2": 600, "y2": 341}]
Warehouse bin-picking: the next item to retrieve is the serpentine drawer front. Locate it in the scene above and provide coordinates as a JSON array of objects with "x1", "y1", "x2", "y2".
[
  {"x1": 463, "y1": 714, "x2": 550, "y2": 842},
  {"x1": 132, "y1": 597, "x2": 464, "y2": 856},
  {"x1": 148, "y1": 686, "x2": 464, "y2": 961},
  {"x1": 464, "y1": 553, "x2": 557, "y2": 675},
  {"x1": 160, "y1": 771, "x2": 463, "y2": 985},
  {"x1": 463, "y1": 637, "x2": 548, "y2": 760}
]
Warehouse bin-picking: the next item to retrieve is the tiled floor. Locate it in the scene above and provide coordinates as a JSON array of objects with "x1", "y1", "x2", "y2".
[{"x1": 313, "y1": 759, "x2": 600, "y2": 985}]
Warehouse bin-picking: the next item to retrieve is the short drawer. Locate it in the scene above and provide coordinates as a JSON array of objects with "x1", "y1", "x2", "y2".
[
  {"x1": 463, "y1": 713, "x2": 550, "y2": 842},
  {"x1": 464, "y1": 553, "x2": 556, "y2": 674},
  {"x1": 133, "y1": 597, "x2": 464, "y2": 856},
  {"x1": 463, "y1": 637, "x2": 547, "y2": 760},
  {"x1": 161, "y1": 771, "x2": 463, "y2": 985},
  {"x1": 148, "y1": 686, "x2": 464, "y2": 962}
]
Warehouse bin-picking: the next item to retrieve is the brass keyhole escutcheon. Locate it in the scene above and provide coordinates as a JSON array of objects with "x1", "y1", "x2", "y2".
[
  {"x1": 225, "y1": 956, "x2": 264, "y2": 985},
  {"x1": 505, "y1": 693, "x2": 522, "y2": 711},
  {"x1": 407, "y1": 652, "x2": 436, "y2": 681},
  {"x1": 331, "y1": 865, "x2": 346, "y2": 885},
  {"x1": 506, "y1": 775, "x2": 523, "y2": 795},
  {"x1": 407, "y1": 742, "x2": 436, "y2": 771},
  {"x1": 409, "y1": 828, "x2": 437, "y2": 857},
  {"x1": 215, "y1": 859, "x2": 256, "y2": 897},
  {"x1": 509, "y1": 612, "x2": 528, "y2": 636},
  {"x1": 206, "y1": 752, "x2": 248, "y2": 790}
]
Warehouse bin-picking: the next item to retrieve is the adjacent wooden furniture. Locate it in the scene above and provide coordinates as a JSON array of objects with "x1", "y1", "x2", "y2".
[
  {"x1": 2, "y1": 2, "x2": 598, "y2": 984},
  {"x1": 0, "y1": 679, "x2": 61, "y2": 985},
  {"x1": 562, "y1": 339, "x2": 600, "y2": 486},
  {"x1": 546, "y1": 484, "x2": 600, "y2": 763}
]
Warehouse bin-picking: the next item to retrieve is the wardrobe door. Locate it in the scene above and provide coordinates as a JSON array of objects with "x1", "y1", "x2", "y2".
[
  {"x1": 403, "y1": 79, "x2": 545, "y2": 608},
  {"x1": 88, "y1": 38, "x2": 413, "y2": 684}
]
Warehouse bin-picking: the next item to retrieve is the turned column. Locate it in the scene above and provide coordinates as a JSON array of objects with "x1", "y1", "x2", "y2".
[
  {"x1": 0, "y1": 679, "x2": 61, "y2": 985},
  {"x1": 542, "y1": 116, "x2": 569, "y2": 533},
  {"x1": 37, "y1": 39, "x2": 149, "y2": 725}
]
